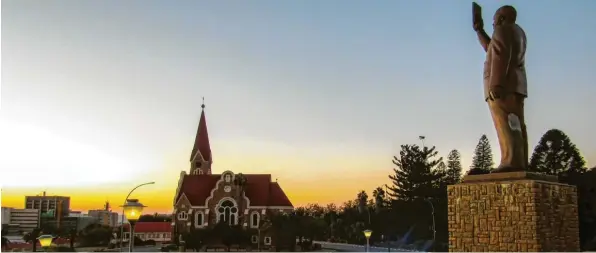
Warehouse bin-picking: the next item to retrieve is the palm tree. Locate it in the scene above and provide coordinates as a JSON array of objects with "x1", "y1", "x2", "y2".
[
  {"x1": 357, "y1": 191, "x2": 370, "y2": 224},
  {"x1": 372, "y1": 187, "x2": 386, "y2": 212},
  {"x1": 233, "y1": 173, "x2": 248, "y2": 211}
]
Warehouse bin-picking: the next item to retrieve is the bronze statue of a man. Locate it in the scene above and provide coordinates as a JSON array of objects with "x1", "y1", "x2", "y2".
[{"x1": 473, "y1": 3, "x2": 528, "y2": 173}]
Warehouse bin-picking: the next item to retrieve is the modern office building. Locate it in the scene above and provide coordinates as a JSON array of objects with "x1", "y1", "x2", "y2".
[
  {"x1": 88, "y1": 202, "x2": 119, "y2": 227},
  {"x1": 25, "y1": 192, "x2": 70, "y2": 217},
  {"x1": 1, "y1": 207, "x2": 41, "y2": 234}
]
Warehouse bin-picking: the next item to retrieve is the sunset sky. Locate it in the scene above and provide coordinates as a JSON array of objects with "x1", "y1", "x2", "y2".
[{"x1": 1, "y1": 0, "x2": 595, "y2": 214}]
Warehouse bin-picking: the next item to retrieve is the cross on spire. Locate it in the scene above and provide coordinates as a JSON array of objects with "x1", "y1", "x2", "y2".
[{"x1": 201, "y1": 97, "x2": 205, "y2": 109}]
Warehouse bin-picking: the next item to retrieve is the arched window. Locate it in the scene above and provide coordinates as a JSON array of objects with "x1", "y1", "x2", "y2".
[
  {"x1": 250, "y1": 212, "x2": 260, "y2": 228},
  {"x1": 195, "y1": 211, "x2": 205, "y2": 228},
  {"x1": 177, "y1": 211, "x2": 188, "y2": 221},
  {"x1": 216, "y1": 200, "x2": 238, "y2": 225}
]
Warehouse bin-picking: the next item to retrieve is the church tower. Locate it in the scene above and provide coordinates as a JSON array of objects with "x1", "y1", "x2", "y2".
[{"x1": 189, "y1": 99, "x2": 212, "y2": 175}]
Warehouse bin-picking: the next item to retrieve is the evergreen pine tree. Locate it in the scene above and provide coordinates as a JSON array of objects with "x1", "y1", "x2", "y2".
[
  {"x1": 446, "y1": 149, "x2": 463, "y2": 184},
  {"x1": 388, "y1": 144, "x2": 444, "y2": 201},
  {"x1": 469, "y1": 134, "x2": 494, "y2": 174},
  {"x1": 528, "y1": 129, "x2": 586, "y2": 176},
  {"x1": 528, "y1": 129, "x2": 594, "y2": 249}
]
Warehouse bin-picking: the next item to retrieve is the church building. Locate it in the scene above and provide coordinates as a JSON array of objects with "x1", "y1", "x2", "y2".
[{"x1": 172, "y1": 102, "x2": 294, "y2": 248}]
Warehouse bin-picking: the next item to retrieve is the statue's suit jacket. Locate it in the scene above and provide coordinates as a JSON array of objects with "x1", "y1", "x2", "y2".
[{"x1": 484, "y1": 24, "x2": 528, "y2": 101}]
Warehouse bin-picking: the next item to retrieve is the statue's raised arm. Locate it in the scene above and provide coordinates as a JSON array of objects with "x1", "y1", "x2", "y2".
[{"x1": 472, "y1": 2, "x2": 491, "y2": 52}]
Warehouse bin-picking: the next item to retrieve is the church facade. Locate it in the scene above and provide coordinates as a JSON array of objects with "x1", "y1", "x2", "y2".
[{"x1": 172, "y1": 102, "x2": 294, "y2": 248}]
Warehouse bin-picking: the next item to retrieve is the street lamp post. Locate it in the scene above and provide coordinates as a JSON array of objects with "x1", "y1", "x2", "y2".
[
  {"x1": 37, "y1": 235, "x2": 54, "y2": 252},
  {"x1": 424, "y1": 198, "x2": 436, "y2": 242},
  {"x1": 119, "y1": 182, "x2": 154, "y2": 251},
  {"x1": 363, "y1": 229, "x2": 372, "y2": 252},
  {"x1": 122, "y1": 199, "x2": 146, "y2": 253}
]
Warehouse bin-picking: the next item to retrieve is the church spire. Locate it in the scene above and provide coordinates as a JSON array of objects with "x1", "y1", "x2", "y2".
[{"x1": 190, "y1": 97, "x2": 212, "y2": 175}]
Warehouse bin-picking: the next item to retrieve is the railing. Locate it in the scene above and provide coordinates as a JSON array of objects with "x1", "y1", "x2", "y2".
[{"x1": 314, "y1": 241, "x2": 416, "y2": 252}]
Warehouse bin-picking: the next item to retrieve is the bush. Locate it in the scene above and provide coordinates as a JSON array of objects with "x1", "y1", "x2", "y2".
[
  {"x1": 313, "y1": 243, "x2": 322, "y2": 250},
  {"x1": 144, "y1": 240, "x2": 156, "y2": 246},
  {"x1": 133, "y1": 236, "x2": 144, "y2": 246}
]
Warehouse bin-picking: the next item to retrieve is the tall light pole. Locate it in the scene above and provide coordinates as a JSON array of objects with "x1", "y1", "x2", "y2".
[
  {"x1": 119, "y1": 182, "x2": 154, "y2": 251},
  {"x1": 424, "y1": 198, "x2": 436, "y2": 242},
  {"x1": 122, "y1": 199, "x2": 145, "y2": 252},
  {"x1": 363, "y1": 229, "x2": 372, "y2": 252}
]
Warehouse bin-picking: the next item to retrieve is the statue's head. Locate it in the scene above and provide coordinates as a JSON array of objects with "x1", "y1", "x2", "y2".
[{"x1": 493, "y1": 5, "x2": 517, "y2": 26}]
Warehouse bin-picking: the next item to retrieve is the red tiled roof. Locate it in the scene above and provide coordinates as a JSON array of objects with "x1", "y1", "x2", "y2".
[
  {"x1": 177, "y1": 174, "x2": 220, "y2": 206},
  {"x1": 123, "y1": 222, "x2": 172, "y2": 233},
  {"x1": 269, "y1": 182, "x2": 293, "y2": 206},
  {"x1": 176, "y1": 174, "x2": 293, "y2": 207},
  {"x1": 190, "y1": 108, "x2": 212, "y2": 162}
]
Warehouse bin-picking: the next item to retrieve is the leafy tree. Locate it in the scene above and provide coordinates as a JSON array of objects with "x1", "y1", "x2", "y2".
[
  {"x1": 1, "y1": 236, "x2": 8, "y2": 248},
  {"x1": 78, "y1": 224, "x2": 112, "y2": 247},
  {"x1": 1, "y1": 226, "x2": 7, "y2": 248},
  {"x1": 212, "y1": 221, "x2": 234, "y2": 250},
  {"x1": 269, "y1": 212, "x2": 297, "y2": 251},
  {"x1": 68, "y1": 228, "x2": 77, "y2": 250},
  {"x1": 528, "y1": 129, "x2": 586, "y2": 177},
  {"x1": 185, "y1": 228, "x2": 211, "y2": 251},
  {"x1": 576, "y1": 169, "x2": 596, "y2": 251},
  {"x1": 23, "y1": 228, "x2": 41, "y2": 252},
  {"x1": 469, "y1": 134, "x2": 494, "y2": 174},
  {"x1": 445, "y1": 149, "x2": 463, "y2": 184},
  {"x1": 388, "y1": 144, "x2": 444, "y2": 201}
]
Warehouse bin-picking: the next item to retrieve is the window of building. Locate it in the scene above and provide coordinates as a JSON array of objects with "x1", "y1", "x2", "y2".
[
  {"x1": 251, "y1": 235, "x2": 258, "y2": 244},
  {"x1": 250, "y1": 212, "x2": 260, "y2": 228},
  {"x1": 124, "y1": 232, "x2": 129, "y2": 239},
  {"x1": 216, "y1": 200, "x2": 238, "y2": 225},
  {"x1": 264, "y1": 237, "x2": 272, "y2": 245},
  {"x1": 195, "y1": 211, "x2": 205, "y2": 228},
  {"x1": 177, "y1": 211, "x2": 188, "y2": 221}
]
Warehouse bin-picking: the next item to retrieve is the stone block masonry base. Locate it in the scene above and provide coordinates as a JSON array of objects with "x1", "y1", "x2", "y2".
[{"x1": 447, "y1": 172, "x2": 580, "y2": 252}]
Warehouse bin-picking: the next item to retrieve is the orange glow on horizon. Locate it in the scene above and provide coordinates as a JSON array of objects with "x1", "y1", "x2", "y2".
[{"x1": 1, "y1": 170, "x2": 391, "y2": 214}]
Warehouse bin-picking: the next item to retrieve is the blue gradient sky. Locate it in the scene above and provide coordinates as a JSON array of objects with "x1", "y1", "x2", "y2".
[{"x1": 1, "y1": 0, "x2": 595, "y2": 210}]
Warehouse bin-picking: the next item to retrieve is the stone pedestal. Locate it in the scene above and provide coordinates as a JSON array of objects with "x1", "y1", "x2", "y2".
[{"x1": 447, "y1": 172, "x2": 580, "y2": 252}]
